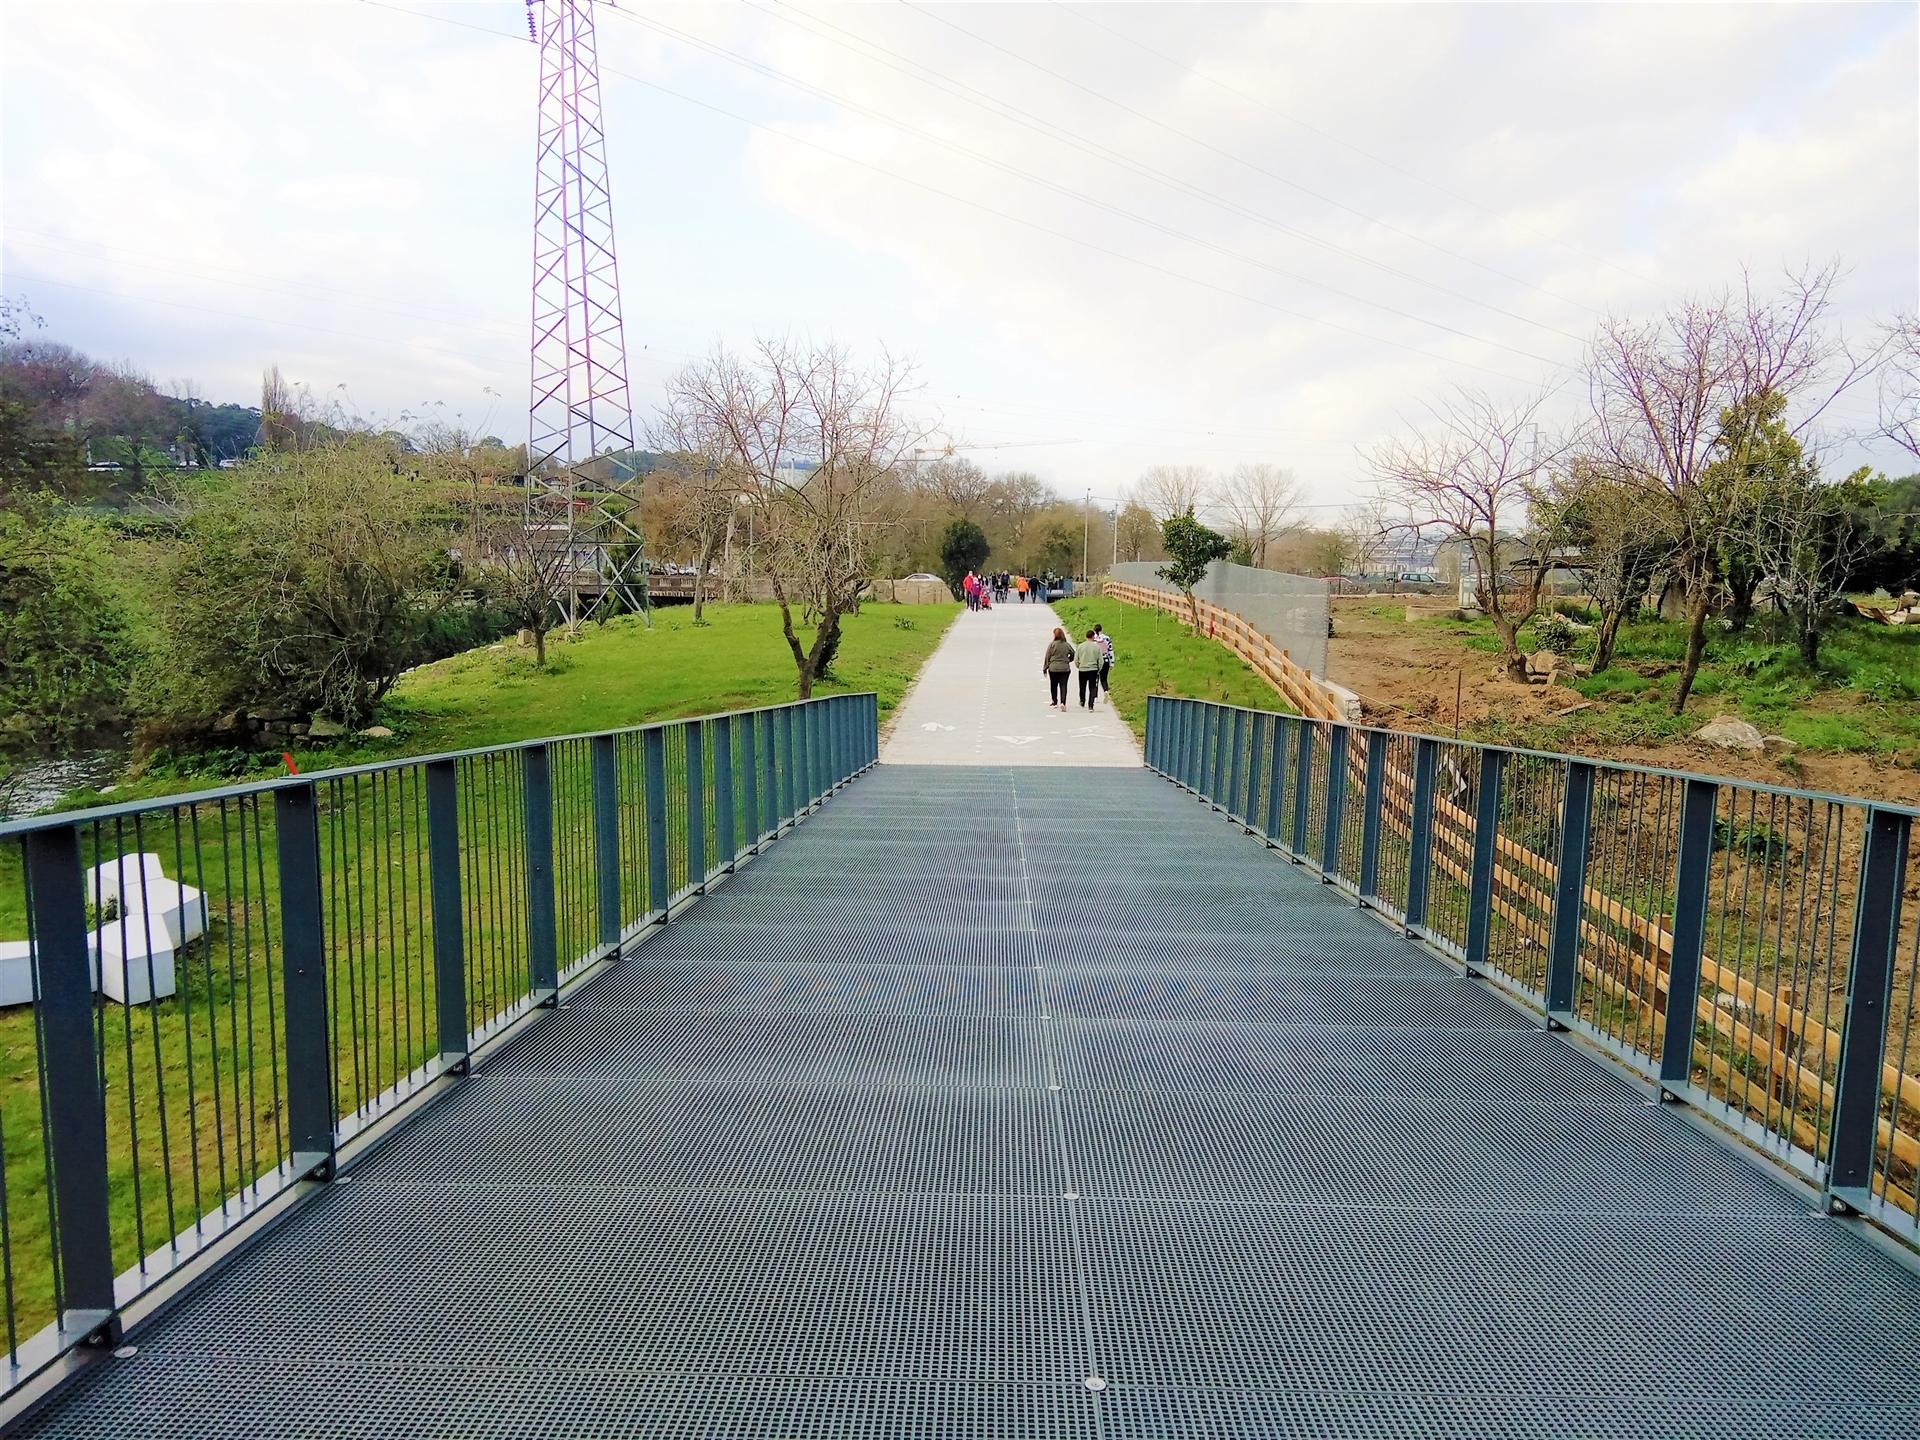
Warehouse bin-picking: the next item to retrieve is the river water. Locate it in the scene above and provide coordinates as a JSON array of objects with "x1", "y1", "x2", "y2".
[{"x1": 0, "y1": 747, "x2": 129, "y2": 821}]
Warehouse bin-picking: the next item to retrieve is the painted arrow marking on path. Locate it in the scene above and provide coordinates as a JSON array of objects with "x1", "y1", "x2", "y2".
[
  {"x1": 996, "y1": 735, "x2": 1041, "y2": 746},
  {"x1": 920, "y1": 722, "x2": 955, "y2": 732}
]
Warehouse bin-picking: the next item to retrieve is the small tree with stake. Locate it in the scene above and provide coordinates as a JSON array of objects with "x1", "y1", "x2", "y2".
[{"x1": 1156, "y1": 509, "x2": 1231, "y2": 632}]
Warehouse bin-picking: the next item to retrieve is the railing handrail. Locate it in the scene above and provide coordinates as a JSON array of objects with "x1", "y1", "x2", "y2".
[
  {"x1": 1144, "y1": 693, "x2": 1920, "y2": 1252},
  {"x1": 0, "y1": 691, "x2": 882, "y2": 1402},
  {"x1": 1144, "y1": 692, "x2": 1920, "y2": 821},
  {"x1": 0, "y1": 692, "x2": 882, "y2": 837}
]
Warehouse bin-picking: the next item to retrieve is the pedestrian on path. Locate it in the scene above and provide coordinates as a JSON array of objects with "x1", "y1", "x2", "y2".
[
  {"x1": 1074, "y1": 628, "x2": 1104, "y2": 710},
  {"x1": 963, "y1": 571, "x2": 979, "y2": 611},
  {"x1": 1043, "y1": 627, "x2": 1075, "y2": 708},
  {"x1": 1014, "y1": 574, "x2": 1028, "y2": 603},
  {"x1": 1093, "y1": 624, "x2": 1114, "y2": 694}
]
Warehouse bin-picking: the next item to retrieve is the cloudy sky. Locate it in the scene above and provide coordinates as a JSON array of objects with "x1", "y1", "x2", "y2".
[{"x1": 3, "y1": 1, "x2": 1914, "y2": 510}]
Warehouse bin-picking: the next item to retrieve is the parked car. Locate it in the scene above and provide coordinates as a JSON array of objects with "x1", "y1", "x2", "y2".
[{"x1": 903, "y1": 572, "x2": 943, "y2": 582}]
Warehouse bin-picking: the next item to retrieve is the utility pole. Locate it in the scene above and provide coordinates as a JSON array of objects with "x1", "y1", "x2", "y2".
[
  {"x1": 1082, "y1": 488, "x2": 1090, "y2": 580},
  {"x1": 1110, "y1": 506, "x2": 1119, "y2": 568}
]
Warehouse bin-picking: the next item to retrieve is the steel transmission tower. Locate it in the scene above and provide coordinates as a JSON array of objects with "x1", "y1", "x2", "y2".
[{"x1": 525, "y1": 0, "x2": 648, "y2": 624}]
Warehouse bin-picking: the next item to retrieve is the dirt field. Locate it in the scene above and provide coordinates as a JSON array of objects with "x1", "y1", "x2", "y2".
[{"x1": 1326, "y1": 596, "x2": 1920, "y2": 811}]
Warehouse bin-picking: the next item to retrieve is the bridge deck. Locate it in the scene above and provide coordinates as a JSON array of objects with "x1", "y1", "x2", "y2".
[{"x1": 23, "y1": 767, "x2": 1920, "y2": 1438}]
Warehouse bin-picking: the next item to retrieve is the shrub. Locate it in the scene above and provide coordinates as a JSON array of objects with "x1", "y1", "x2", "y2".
[
  {"x1": 0, "y1": 498, "x2": 134, "y2": 747},
  {"x1": 1533, "y1": 612, "x2": 1578, "y2": 656},
  {"x1": 141, "y1": 440, "x2": 452, "y2": 730}
]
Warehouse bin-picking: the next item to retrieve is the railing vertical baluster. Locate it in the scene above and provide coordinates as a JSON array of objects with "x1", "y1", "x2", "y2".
[
  {"x1": 1319, "y1": 723, "x2": 1349, "y2": 878},
  {"x1": 1826, "y1": 806, "x2": 1911, "y2": 1211},
  {"x1": 685, "y1": 721, "x2": 707, "y2": 891},
  {"x1": 1357, "y1": 730, "x2": 1387, "y2": 902},
  {"x1": 713, "y1": 714, "x2": 736, "y2": 871},
  {"x1": 1145, "y1": 695, "x2": 1158, "y2": 771},
  {"x1": 1658, "y1": 777, "x2": 1719, "y2": 1093},
  {"x1": 835, "y1": 696, "x2": 850, "y2": 785},
  {"x1": 1462, "y1": 748, "x2": 1506, "y2": 973},
  {"x1": 1243, "y1": 714, "x2": 1266, "y2": 835},
  {"x1": 778, "y1": 706, "x2": 796, "y2": 825},
  {"x1": 1290, "y1": 719, "x2": 1312, "y2": 857},
  {"x1": 1404, "y1": 737, "x2": 1437, "y2": 933},
  {"x1": 591, "y1": 734, "x2": 621, "y2": 951},
  {"x1": 1210, "y1": 705, "x2": 1230, "y2": 808},
  {"x1": 23, "y1": 825, "x2": 119, "y2": 1343},
  {"x1": 739, "y1": 711, "x2": 761, "y2": 853},
  {"x1": 867, "y1": 693, "x2": 879, "y2": 767},
  {"x1": 522, "y1": 743, "x2": 558, "y2": 1005},
  {"x1": 1545, "y1": 761, "x2": 1596, "y2": 1023},
  {"x1": 272, "y1": 783, "x2": 337, "y2": 1177},
  {"x1": 643, "y1": 728, "x2": 670, "y2": 918},
  {"x1": 425, "y1": 760, "x2": 468, "y2": 1072},
  {"x1": 1264, "y1": 714, "x2": 1288, "y2": 845},
  {"x1": 1227, "y1": 710, "x2": 1247, "y2": 821},
  {"x1": 817, "y1": 700, "x2": 832, "y2": 797},
  {"x1": 1176, "y1": 701, "x2": 1193, "y2": 787}
]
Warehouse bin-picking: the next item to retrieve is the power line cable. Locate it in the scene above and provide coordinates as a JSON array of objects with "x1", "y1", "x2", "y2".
[
  {"x1": 360, "y1": 0, "x2": 1545, "y2": 386},
  {"x1": 744, "y1": 0, "x2": 1585, "y2": 342},
  {"x1": 606, "y1": 5, "x2": 1568, "y2": 366},
  {"x1": 1051, "y1": 0, "x2": 1663, "y2": 291},
  {"x1": 899, "y1": 0, "x2": 1599, "y2": 316}
]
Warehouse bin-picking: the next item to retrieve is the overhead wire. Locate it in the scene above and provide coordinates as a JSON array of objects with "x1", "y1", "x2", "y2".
[
  {"x1": 1050, "y1": 0, "x2": 1664, "y2": 291},
  {"x1": 742, "y1": 0, "x2": 1586, "y2": 344},
  {"x1": 604, "y1": 5, "x2": 1570, "y2": 367},
  {"x1": 898, "y1": 0, "x2": 1599, "y2": 316}
]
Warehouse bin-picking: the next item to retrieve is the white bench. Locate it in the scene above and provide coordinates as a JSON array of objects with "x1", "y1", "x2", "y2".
[{"x1": 0, "y1": 851, "x2": 202, "y2": 1007}]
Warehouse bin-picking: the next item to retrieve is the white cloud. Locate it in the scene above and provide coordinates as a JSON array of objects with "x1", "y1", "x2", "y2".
[{"x1": 2, "y1": 0, "x2": 1913, "y2": 502}]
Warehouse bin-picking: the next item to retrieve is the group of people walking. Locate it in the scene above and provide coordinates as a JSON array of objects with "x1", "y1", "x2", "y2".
[
  {"x1": 962, "y1": 571, "x2": 1063, "y2": 609},
  {"x1": 1043, "y1": 624, "x2": 1113, "y2": 710}
]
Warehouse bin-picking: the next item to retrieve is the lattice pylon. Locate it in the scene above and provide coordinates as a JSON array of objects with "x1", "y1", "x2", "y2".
[{"x1": 526, "y1": 0, "x2": 648, "y2": 624}]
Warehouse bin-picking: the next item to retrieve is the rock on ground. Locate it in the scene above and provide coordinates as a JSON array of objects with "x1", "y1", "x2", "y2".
[{"x1": 1696, "y1": 715, "x2": 1765, "y2": 753}]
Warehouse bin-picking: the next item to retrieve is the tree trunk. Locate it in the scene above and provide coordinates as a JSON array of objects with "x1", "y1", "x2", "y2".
[
  {"x1": 1490, "y1": 613, "x2": 1528, "y2": 681},
  {"x1": 533, "y1": 624, "x2": 547, "y2": 669},
  {"x1": 1725, "y1": 571, "x2": 1757, "y2": 632},
  {"x1": 1593, "y1": 606, "x2": 1625, "y2": 673},
  {"x1": 1671, "y1": 589, "x2": 1712, "y2": 713},
  {"x1": 1185, "y1": 590, "x2": 1201, "y2": 633},
  {"x1": 1796, "y1": 611, "x2": 1820, "y2": 667}
]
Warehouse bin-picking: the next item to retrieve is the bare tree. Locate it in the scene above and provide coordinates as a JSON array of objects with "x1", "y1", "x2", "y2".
[
  {"x1": 1133, "y1": 464, "x2": 1209, "y2": 521},
  {"x1": 1752, "y1": 464, "x2": 1874, "y2": 667},
  {"x1": 1880, "y1": 312, "x2": 1920, "y2": 458},
  {"x1": 920, "y1": 455, "x2": 994, "y2": 520},
  {"x1": 1370, "y1": 389, "x2": 1566, "y2": 680},
  {"x1": 664, "y1": 339, "x2": 925, "y2": 698},
  {"x1": 1210, "y1": 463, "x2": 1300, "y2": 568},
  {"x1": 1550, "y1": 458, "x2": 1672, "y2": 672},
  {"x1": 651, "y1": 399, "x2": 752, "y2": 622},
  {"x1": 476, "y1": 514, "x2": 573, "y2": 668},
  {"x1": 1588, "y1": 263, "x2": 1870, "y2": 712},
  {"x1": 1114, "y1": 500, "x2": 1157, "y2": 563}
]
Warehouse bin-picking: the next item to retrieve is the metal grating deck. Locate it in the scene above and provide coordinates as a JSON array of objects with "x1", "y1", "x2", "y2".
[{"x1": 20, "y1": 766, "x2": 1920, "y2": 1438}]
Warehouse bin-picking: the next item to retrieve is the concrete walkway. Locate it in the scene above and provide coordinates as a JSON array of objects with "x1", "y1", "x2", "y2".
[{"x1": 882, "y1": 600, "x2": 1138, "y2": 766}]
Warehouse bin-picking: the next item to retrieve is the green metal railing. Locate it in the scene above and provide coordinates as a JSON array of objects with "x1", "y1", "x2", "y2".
[
  {"x1": 0, "y1": 693, "x2": 877, "y2": 1393},
  {"x1": 1147, "y1": 694, "x2": 1920, "y2": 1248}
]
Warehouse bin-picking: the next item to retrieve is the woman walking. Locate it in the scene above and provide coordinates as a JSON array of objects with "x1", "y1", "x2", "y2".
[
  {"x1": 1074, "y1": 628, "x2": 1104, "y2": 710},
  {"x1": 1043, "y1": 627, "x2": 1075, "y2": 709}
]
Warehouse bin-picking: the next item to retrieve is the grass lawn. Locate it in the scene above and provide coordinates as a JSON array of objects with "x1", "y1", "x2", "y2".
[
  {"x1": 1053, "y1": 596, "x2": 1296, "y2": 740},
  {"x1": 0, "y1": 600, "x2": 957, "y2": 1343}
]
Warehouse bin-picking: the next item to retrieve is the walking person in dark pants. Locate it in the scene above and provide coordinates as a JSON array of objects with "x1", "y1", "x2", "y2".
[
  {"x1": 1074, "y1": 628, "x2": 1104, "y2": 709},
  {"x1": 1043, "y1": 627, "x2": 1075, "y2": 709}
]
